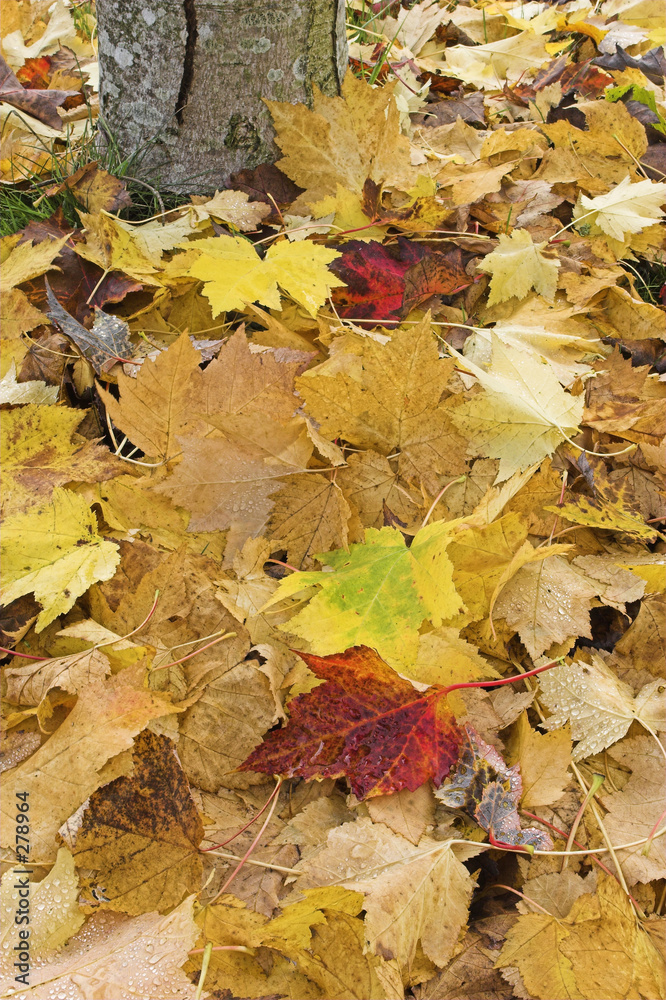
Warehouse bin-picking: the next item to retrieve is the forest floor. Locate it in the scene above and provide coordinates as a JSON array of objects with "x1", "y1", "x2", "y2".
[{"x1": 1, "y1": 2, "x2": 665, "y2": 999}]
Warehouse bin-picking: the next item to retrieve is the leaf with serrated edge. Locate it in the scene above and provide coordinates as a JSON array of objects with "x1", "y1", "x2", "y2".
[{"x1": 538, "y1": 655, "x2": 665, "y2": 760}]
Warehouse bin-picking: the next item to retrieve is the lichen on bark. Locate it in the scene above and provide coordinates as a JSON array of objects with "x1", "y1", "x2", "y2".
[{"x1": 96, "y1": 0, "x2": 348, "y2": 193}]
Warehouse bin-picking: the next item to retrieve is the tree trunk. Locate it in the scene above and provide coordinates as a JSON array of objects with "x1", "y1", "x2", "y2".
[{"x1": 96, "y1": 0, "x2": 348, "y2": 193}]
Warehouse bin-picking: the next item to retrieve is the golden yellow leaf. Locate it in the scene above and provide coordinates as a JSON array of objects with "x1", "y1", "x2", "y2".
[
  {"x1": 74, "y1": 210, "x2": 162, "y2": 284},
  {"x1": 298, "y1": 317, "x2": 466, "y2": 491},
  {"x1": 268, "y1": 72, "x2": 415, "y2": 209},
  {"x1": 401, "y1": 626, "x2": 499, "y2": 689},
  {"x1": 497, "y1": 874, "x2": 665, "y2": 1000},
  {"x1": 266, "y1": 473, "x2": 351, "y2": 568},
  {"x1": 507, "y1": 711, "x2": 571, "y2": 807},
  {"x1": 184, "y1": 234, "x2": 343, "y2": 317},
  {"x1": 0, "y1": 488, "x2": 120, "y2": 631},
  {"x1": 442, "y1": 33, "x2": 551, "y2": 89},
  {"x1": 2, "y1": 403, "x2": 120, "y2": 516},
  {"x1": 98, "y1": 330, "x2": 203, "y2": 462},
  {"x1": 0, "y1": 287, "x2": 48, "y2": 339},
  {"x1": 0, "y1": 234, "x2": 69, "y2": 291},
  {"x1": 0, "y1": 848, "x2": 84, "y2": 974},
  {"x1": 296, "y1": 818, "x2": 476, "y2": 972}
]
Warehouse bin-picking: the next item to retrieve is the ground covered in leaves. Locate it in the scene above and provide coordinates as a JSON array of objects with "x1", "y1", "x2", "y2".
[{"x1": 1, "y1": 1, "x2": 666, "y2": 998}]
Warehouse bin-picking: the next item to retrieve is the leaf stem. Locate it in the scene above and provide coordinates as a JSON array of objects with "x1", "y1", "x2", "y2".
[
  {"x1": 421, "y1": 475, "x2": 466, "y2": 528},
  {"x1": 443, "y1": 659, "x2": 560, "y2": 696},
  {"x1": 0, "y1": 647, "x2": 46, "y2": 660},
  {"x1": 194, "y1": 942, "x2": 212, "y2": 1000},
  {"x1": 150, "y1": 631, "x2": 236, "y2": 671},
  {"x1": 562, "y1": 772, "x2": 604, "y2": 869},
  {"x1": 209, "y1": 777, "x2": 283, "y2": 901},
  {"x1": 201, "y1": 779, "x2": 283, "y2": 851}
]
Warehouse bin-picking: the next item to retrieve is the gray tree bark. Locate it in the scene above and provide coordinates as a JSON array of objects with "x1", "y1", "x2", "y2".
[{"x1": 96, "y1": 0, "x2": 348, "y2": 193}]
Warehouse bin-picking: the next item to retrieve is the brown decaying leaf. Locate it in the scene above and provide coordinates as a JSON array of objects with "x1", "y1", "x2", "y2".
[
  {"x1": 69, "y1": 730, "x2": 204, "y2": 914},
  {"x1": 3, "y1": 6, "x2": 666, "y2": 996}
]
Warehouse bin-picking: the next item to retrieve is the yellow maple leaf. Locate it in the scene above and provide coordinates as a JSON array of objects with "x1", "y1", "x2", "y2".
[
  {"x1": 297, "y1": 316, "x2": 466, "y2": 491},
  {"x1": 295, "y1": 818, "x2": 475, "y2": 972},
  {"x1": 0, "y1": 487, "x2": 120, "y2": 630},
  {"x1": 75, "y1": 210, "x2": 163, "y2": 284},
  {"x1": 574, "y1": 176, "x2": 666, "y2": 241},
  {"x1": 98, "y1": 330, "x2": 203, "y2": 462},
  {"x1": 0, "y1": 848, "x2": 83, "y2": 972},
  {"x1": 0, "y1": 233, "x2": 69, "y2": 291},
  {"x1": 2, "y1": 403, "x2": 120, "y2": 516},
  {"x1": 478, "y1": 229, "x2": 561, "y2": 305},
  {"x1": 497, "y1": 874, "x2": 665, "y2": 1000},
  {"x1": 450, "y1": 336, "x2": 583, "y2": 481},
  {"x1": 506, "y1": 711, "x2": 571, "y2": 807},
  {"x1": 267, "y1": 72, "x2": 415, "y2": 209},
  {"x1": 184, "y1": 234, "x2": 343, "y2": 317}
]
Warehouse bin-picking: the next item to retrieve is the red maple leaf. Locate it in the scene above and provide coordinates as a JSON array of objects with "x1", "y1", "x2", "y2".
[
  {"x1": 240, "y1": 645, "x2": 463, "y2": 799},
  {"x1": 330, "y1": 238, "x2": 472, "y2": 322}
]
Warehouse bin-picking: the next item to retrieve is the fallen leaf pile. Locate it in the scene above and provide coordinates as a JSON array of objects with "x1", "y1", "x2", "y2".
[{"x1": 1, "y1": 1, "x2": 665, "y2": 998}]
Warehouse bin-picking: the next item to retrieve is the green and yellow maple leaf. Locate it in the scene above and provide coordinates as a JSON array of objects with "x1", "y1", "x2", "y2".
[{"x1": 264, "y1": 522, "x2": 463, "y2": 668}]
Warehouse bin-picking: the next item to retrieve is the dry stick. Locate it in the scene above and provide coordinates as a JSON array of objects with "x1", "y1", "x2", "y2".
[{"x1": 209, "y1": 778, "x2": 283, "y2": 902}]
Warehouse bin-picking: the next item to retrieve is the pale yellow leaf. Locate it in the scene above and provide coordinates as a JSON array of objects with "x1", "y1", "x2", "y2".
[{"x1": 479, "y1": 229, "x2": 560, "y2": 306}]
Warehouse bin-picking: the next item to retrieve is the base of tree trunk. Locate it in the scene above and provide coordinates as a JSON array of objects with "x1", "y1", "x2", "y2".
[{"x1": 97, "y1": 0, "x2": 348, "y2": 193}]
